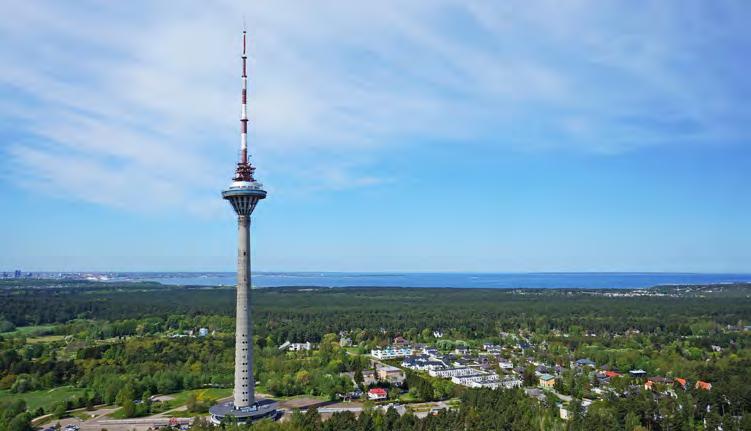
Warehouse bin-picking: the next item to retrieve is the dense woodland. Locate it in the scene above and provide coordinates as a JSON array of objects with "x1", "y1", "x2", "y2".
[
  {"x1": 2, "y1": 280, "x2": 751, "y2": 342},
  {"x1": 189, "y1": 387, "x2": 751, "y2": 431},
  {"x1": 1, "y1": 280, "x2": 751, "y2": 430}
]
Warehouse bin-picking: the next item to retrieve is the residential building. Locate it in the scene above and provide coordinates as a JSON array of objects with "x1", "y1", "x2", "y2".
[
  {"x1": 454, "y1": 346, "x2": 470, "y2": 355},
  {"x1": 362, "y1": 370, "x2": 377, "y2": 386},
  {"x1": 401, "y1": 355, "x2": 445, "y2": 371},
  {"x1": 525, "y1": 388, "x2": 546, "y2": 402},
  {"x1": 288, "y1": 342, "x2": 312, "y2": 351},
  {"x1": 500, "y1": 378, "x2": 523, "y2": 389},
  {"x1": 377, "y1": 365, "x2": 405, "y2": 385},
  {"x1": 451, "y1": 372, "x2": 497, "y2": 386},
  {"x1": 539, "y1": 373, "x2": 556, "y2": 388},
  {"x1": 393, "y1": 336, "x2": 409, "y2": 347},
  {"x1": 368, "y1": 388, "x2": 387, "y2": 400},
  {"x1": 560, "y1": 406, "x2": 571, "y2": 420},
  {"x1": 644, "y1": 376, "x2": 673, "y2": 391},
  {"x1": 371, "y1": 347, "x2": 413, "y2": 360},
  {"x1": 574, "y1": 358, "x2": 596, "y2": 368},
  {"x1": 498, "y1": 359, "x2": 514, "y2": 370},
  {"x1": 429, "y1": 367, "x2": 477, "y2": 378}
]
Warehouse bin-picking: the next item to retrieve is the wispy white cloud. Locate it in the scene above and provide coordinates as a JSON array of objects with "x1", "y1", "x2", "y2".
[{"x1": 1, "y1": 1, "x2": 749, "y2": 214}]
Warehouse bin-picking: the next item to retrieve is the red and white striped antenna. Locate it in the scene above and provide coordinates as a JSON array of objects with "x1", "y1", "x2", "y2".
[
  {"x1": 233, "y1": 26, "x2": 255, "y2": 182},
  {"x1": 240, "y1": 29, "x2": 248, "y2": 164}
]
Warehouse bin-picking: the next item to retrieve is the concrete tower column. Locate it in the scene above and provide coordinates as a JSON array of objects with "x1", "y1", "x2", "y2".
[
  {"x1": 210, "y1": 29, "x2": 276, "y2": 424},
  {"x1": 234, "y1": 214, "x2": 254, "y2": 407}
]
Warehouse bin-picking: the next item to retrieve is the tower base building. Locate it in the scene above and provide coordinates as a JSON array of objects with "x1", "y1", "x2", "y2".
[{"x1": 209, "y1": 399, "x2": 280, "y2": 425}]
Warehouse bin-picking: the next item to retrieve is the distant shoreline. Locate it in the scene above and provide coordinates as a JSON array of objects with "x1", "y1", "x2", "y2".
[{"x1": 4, "y1": 271, "x2": 751, "y2": 290}]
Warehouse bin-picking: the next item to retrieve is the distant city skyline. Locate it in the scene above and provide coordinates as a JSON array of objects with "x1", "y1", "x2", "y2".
[{"x1": 1, "y1": 2, "x2": 750, "y2": 273}]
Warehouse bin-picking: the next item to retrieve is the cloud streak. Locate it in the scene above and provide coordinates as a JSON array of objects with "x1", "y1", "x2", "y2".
[{"x1": 1, "y1": 1, "x2": 749, "y2": 214}]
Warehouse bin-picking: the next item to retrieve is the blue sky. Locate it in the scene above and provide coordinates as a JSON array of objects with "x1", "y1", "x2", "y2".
[{"x1": 1, "y1": 1, "x2": 749, "y2": 272}]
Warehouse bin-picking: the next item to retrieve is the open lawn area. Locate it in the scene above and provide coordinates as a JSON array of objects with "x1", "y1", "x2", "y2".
[
  {"x1": 399, "y1": 392, "x2": 420, "y2": 403},
  {"x1": 108, "y1": 387, "x2": 233, "y2": 419},
  {"x1": 166, "y1": 387, "x2": 233, "y2": 407},
  {"x1": 27, "y1": 335, "x2": 66, "y2": 344},
  {"x1": 0, "y1": 386, "x2": 86, "y2": 412},
  {"x1": 6, "y1": 325, "x2": 57, "y2": 337}
]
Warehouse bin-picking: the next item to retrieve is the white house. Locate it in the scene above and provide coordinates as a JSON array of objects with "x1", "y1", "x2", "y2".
[
  {"x1": 454, "y1": 346, "x2": 470, "y2": 355},
  {"x1": 368, "y1": 388, "x2": 387, "y2": 400},
  {"x1": 289, "y1": 342, "x2": 312, "y2": 351}
]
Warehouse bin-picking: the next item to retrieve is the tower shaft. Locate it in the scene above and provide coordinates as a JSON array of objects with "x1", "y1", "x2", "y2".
[{"x1": 234, "y1": 214, "x2": 254, "y2": 407}]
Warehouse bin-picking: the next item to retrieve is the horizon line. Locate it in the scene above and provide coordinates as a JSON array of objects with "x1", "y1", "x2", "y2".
[{"x1": 5, "y1": 270, "x2": 751, "y2": 276}]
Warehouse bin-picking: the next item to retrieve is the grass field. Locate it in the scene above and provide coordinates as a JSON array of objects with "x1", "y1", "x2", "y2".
[
  {"x1": 27, "y1": 335, "x2": 66, "y2": 344},
  {"x1": 0, "y1": 386, "x2": 86, "y2": 412},
  {"x1": 253, "y1": 385, "x2": 328, "y2": 402},
  {"x1": 7, "y1": 325, "x2": 57, "y2": 337},
  {"x1": 109, "y1": 387, "x2": 233, "y2": 419},
  {"x1": 399, "y1": 392, "x2": 420, "y2": 402},
  {"x1": 166, "y1": 387, "x2": 233, "y2": 407}
]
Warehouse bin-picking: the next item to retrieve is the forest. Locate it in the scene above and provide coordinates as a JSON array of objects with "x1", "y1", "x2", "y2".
[
  {"x1": 1, "y1": 280, "x2": 751, "y2": 430},
  {"x1": 2, "y1": 280, "x2": 751, "y2": 342}
]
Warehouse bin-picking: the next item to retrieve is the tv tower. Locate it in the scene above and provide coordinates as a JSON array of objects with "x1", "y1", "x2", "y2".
[{"x1": 210, "y1": 29, "x2": 278, "y2": 424}]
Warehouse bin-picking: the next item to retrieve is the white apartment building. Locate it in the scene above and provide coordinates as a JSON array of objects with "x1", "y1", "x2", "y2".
[
  {"x1": 451, "y1": 372, "x2": 498, "y2": 386},
  {"x1": 371, "y1": 347, "x2": 413, "y2": 360},
  {"x1": 429, "y1": 367, "x2": 478, "y2": 378}
]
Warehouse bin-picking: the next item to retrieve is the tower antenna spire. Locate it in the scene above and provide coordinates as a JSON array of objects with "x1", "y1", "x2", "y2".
[{"x1": 234, "y1": 28, "x2": 254, "y2": 182}]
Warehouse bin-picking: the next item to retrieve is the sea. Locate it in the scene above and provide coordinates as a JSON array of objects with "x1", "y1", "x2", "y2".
[{"x1": 113, "y1": 272, "x2": 751, "y2": 290}]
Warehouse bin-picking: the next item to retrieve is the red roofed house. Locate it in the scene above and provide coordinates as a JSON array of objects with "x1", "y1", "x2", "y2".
[
  {"x1": 393, "y1": 336, "x2": 409, "y2": 347},
  {"x1": 604, "y1": 371, "x2": 621, "y2": 378},
  {"x1": 645, "y1": 376, "x2": 675, "y2": 391},
  {"x1": 368, "y1": 388, "x2": 387, "y2": 400},
  {"x1": 674, "y1": 378, "x2": 687, "y2": 389},
  {"x1": 695, "y1": 381, "x2": 712, "y2": 391}
]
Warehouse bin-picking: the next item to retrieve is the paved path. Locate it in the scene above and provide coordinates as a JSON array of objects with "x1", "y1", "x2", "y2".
[{"x1": 550, "y1": 389, "x2": 572, "y2": 402}]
